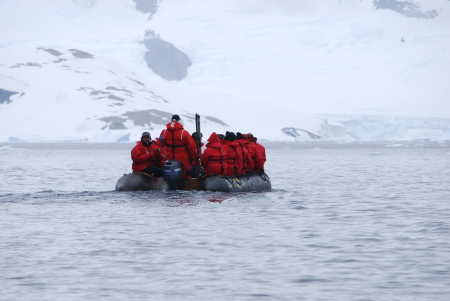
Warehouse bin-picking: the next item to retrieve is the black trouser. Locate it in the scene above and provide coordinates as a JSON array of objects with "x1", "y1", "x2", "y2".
[
  {"x1": 141, "y1": 165, "x2": 163, "y2": 178},
  {"x1": 189, "y1": 166, "x2": 205, "y2": 178}
]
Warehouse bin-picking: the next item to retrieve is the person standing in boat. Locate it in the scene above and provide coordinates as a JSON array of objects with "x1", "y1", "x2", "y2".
[
  {"x1": 190, "y1": 131, "x2": 204, "y2": 177},
  {"x1": 160, "y1": 114, "x2": 197, "y2": 179},
  {"x1": 221, "y1": 131, "x2": 244, "y2": 176},
  {"x1": 131, "y1": 131, "x2": 164, "y2": 177},
  {"x1": 201, "y1": 132, "x2": 227, "y2": 175},
  {"x1": 236, "y1": 132, "x2": 253, "y2": 174},
  {"x1": 247, "y1": 133, "x2": 266, "y2": 173}
]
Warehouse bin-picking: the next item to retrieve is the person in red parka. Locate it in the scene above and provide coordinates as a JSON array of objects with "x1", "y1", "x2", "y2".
[
  {"x1": 242, "y1": 134, "x2": 257, "y2": 172},
  {"x1": 242, "y1": 133, "x2": 258, "y2": 173},
  {"x1": 131, "y1": 131, "x2": 164, "y2": 177},
  {"x1": 247, "y1": 133, "x2": 266, "y2": 172},
  {"x1": 236, "y1": 132, "x2": 253, "y2": 173},
  {"x1": 221, "y1": 131, "x2": 244, "y2": 176},
  {"x1": 201, "y1": 132, "x2": 227, "y2": 175},
  {"x1": 190, "y1": 131, "x2": 204, "y2": 177},
  {"x1": 159, "y1": 114, "x2": 197, "y2": 179},
  {"x1": 191, "y1": 131, "x2": 204, "y2": 166}
]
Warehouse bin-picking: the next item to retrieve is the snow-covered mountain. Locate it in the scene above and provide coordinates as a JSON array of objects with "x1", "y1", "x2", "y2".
[
  {"x1": 0, "y1": 0, "x2": 449, "y2": 142},
  {"x1": 0, "y1": 47, "x2": 334, "y2": 142}
]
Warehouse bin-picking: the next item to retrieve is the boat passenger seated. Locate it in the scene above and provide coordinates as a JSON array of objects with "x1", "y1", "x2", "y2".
[
  {"x1": 221, "y1": 131, "x2": 244, "y2": 176},
  {"x1": 131, "y1": 131, "x2": 164, "y2": 177},
  {"x1": 247, "y1": 133, "x2": 266, "y2": 173},
  {"x1": 201, "y1": 132, "x2": 227, "y2": 175},
  {"x1": 236, "y1": 132, "x2": 254, "y2": 173}
]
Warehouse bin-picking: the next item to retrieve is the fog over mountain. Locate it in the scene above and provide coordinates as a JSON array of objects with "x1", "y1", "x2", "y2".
[{"x1": 0, "y1": 0, "x2": 449, "y2": 142}]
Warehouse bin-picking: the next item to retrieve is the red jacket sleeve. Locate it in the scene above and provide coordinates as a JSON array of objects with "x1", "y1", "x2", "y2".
[
  {"x1": 150, "y1": 143, "x2": 165, "y2": 167},
  {"x1": 183, "y1": 131, "x2": 197, "y2": 160},
  {"x1": 201, "y1": 148, "x2": 210, "y2": 169},
  {"x1": 254, "y1": 143, "x2": 265, "y2": 170},
  {"x1": 131, "y1": 144, "x2": 157, "y2": 163},
  {"x1": 235, "y1": 146, "x2": 244, "y2": 175}
]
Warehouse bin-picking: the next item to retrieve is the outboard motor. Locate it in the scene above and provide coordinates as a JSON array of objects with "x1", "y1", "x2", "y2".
[{"x1": 163, "y1": 160, "x2": 183, "y2": 190}]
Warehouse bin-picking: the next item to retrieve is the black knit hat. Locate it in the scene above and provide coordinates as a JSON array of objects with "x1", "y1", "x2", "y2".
[
  {"x1": 141, "y1": 131, "x2": 151, "y2": 138},
  {"x1": 171, "y1": 114, "x2": 180, "y2": 121},
  {"x1": 192, "y1": 132, "x2": 202, "y2": 140},
  {"x1": 224, "y1": 131, "x2": 236, "y2": 141},
  {"x1": 236, "y1": 132, "x2": 244, "y2": 140},
  {"x1": 218, "y1": 134, "x2": 225, "y2": 140}
]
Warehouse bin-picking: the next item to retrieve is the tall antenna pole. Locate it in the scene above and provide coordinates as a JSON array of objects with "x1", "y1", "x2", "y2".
[{"x1": 195, "y1": 113, "x2": 202, "y2": 190}]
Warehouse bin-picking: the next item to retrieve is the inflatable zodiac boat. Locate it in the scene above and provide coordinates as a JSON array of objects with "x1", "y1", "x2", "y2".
[{"x1": 115, "y1": 160, "x2": 271, "y2": 192}]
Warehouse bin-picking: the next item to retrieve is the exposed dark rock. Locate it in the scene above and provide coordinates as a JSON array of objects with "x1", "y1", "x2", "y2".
[
  {"x1": 106, "y1": 86, "x2": 133, "y2": 94},
  {"x1": 143, "y1": 30, "x2": 192, "y2": 81},
  {"x1": 0, "y1": 89, "x2": 19, "y2": 104},
  {"x1": 204, "y1": 116, "x2": 229, "y2": 127},
  {"x1": 79, "y1": 87, "x2": 127, "y2": 102},
  {"x1": 107, "y1": 95, "x2": 125, "y2": 101},
  {"x1": 282, "y1": 127, "x2": 321, "y2": 139},
  {"x1": 122, "y1": 109, "x2": 173, "y2": 127},
  {"x1": 373, "y1": 0, "x2": 439, "y2": 18},
  {"x1": 38, "y1": 48, "x2": 64, "y2": 56},
  {"x1": 99, "y1": 116, "x2": 127, "y2": 130},
  {"x1": 89, "y1": 90, "x2": 110, "y2": 96},
  {"x1": 99, "y1": 109, "x2": 229, "y2": 132},
  {"x1": 98, "y1": 109, "x2": 169, "y2": 130},
  {"x1": 53, "y1": 58, "x2": 67, "y2": 63},
  {"x1": 147, "y1": 93, "x2": 168, "y2": 103},
  {"x1": 10, "y1": 62, "x2": 41, "y2": 68},
  {"x1": 127, "y1": 77, "x2": 145, "y2": 86},
  {"x1": 69, "y1": 49, "x2": 95, "y2": 59},
  {"x1": 133, "y1": 0, "x2": 160, "y2": 17},
  {"x1": 100, "y1": 116, "x2": 127, "y2": 123},
  {"x1": 78, "y1": 85, "x2": 168, "y2": 105}
]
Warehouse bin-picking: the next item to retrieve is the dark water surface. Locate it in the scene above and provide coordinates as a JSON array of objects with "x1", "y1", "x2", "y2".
[{"x1": 1, "y1": 142, "x2": 449, "y2": 300}]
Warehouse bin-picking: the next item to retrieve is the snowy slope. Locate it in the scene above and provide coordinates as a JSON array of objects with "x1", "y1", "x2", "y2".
[
  {"x1": 0, "y1": 0, "x2": 449, "y2": 142},
  {"x1": 148, "y1": 0, "x2": 450, "y2": 116},
  {"x1": 0, "y1": 47, "x2": 336, "y2": 142}
]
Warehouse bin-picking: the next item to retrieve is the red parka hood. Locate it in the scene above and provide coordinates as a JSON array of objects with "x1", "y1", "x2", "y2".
[
  {"x1": 206, "y1": 132, "x2": 222, "y2": 148},
  {"x1": 221, "y1": 139, "x2": 239, "y2": 147},
  {"x1": 166, "y1": 120, "x2": 184, "y2": 130}
]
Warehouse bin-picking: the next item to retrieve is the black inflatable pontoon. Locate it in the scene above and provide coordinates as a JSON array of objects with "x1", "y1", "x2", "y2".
[{"x1": 115, "y1": 160, "x2": 271, "y2": 192}]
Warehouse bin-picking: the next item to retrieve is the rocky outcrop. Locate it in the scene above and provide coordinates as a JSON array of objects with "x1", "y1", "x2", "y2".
[
  {"x1": 0, "y1": 89, "x2": 20, "y2": 105},
  {"x1": 134, "y1": 0, "x2": 160, "y2": 17},
  {"x1": 142, "y1": 30, "x2": 192, "y2": 81},
  {"x1": 373, "y1": 0, "x2": 439, "y2": 19}
]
